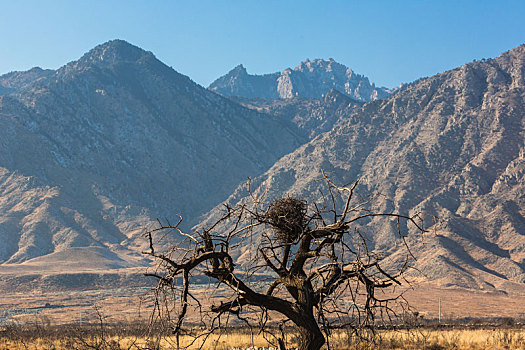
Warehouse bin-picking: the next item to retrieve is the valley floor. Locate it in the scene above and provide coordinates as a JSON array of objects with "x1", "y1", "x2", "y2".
[{"x1": 1, "y1": 283, "x2": 524, "y2": 326}]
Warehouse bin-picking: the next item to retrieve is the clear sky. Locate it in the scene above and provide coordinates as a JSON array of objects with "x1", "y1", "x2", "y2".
[{"x1": 1, "y1": 0, "x2": 524, "y2": 88}]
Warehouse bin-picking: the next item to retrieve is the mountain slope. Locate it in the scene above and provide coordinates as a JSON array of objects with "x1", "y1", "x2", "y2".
[
  {"x1": 0, "y1": 40, "x2": 302, "y2": 266},
  {"x1": 230, "y1": 88, "x2": 364, "y2": 139},
  {"x1": 209, "y1": 59, "x2": 391, "y2": 102},
  {"x1": 200, "y1": 45, "x2": 525, "y2": 291}
]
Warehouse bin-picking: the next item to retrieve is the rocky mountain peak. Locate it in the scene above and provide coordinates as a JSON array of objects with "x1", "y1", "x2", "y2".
[
  {"x1": 72, "y1": 39, "x2": 157, "y2": 70},
  {"x1": 209, "y1": 58, "x2": 391, "y2": 101},
  {"x1": 230, "y1": 64, "x2": 248, "y2": 75},
  {"x1": 51, "y1": 39, "x2": 199, "y2": 97},
  {"x1": 295, "y1": 58, "x2": 350, "y2": 75}
]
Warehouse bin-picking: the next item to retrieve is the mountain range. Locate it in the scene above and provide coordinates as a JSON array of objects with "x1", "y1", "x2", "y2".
[{"x1": 0, "y1": 40, "x2": 524, "y2": 294}]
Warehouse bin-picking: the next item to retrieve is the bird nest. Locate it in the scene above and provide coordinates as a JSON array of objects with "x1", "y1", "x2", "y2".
[{"x1": 265, "y1": 197, "x2": 308, "y2": 243}]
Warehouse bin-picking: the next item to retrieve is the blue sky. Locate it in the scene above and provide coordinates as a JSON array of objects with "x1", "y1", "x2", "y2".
[{"x1": 1, "y1": 0, "x2": 524, "y2": 88}]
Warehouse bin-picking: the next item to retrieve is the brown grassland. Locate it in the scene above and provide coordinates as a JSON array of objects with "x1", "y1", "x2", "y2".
[{"x1": 0, "y1": 323, "x2": 524, "y2": 349}]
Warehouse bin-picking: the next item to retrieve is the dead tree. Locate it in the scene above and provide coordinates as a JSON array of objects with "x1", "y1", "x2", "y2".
[{"x1": 142, "y1": 174, "x2": 425, "y2": 350}]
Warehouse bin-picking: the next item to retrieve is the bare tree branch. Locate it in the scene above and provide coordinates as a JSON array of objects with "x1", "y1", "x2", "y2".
[{"x1": 142, "y1": 174, "x2": 428, "y2": 350}]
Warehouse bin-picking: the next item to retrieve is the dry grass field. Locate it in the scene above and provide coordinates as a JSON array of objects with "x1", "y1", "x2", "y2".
[{"x1": 0, "y1": 325, "x2": 524, "y2": 349}]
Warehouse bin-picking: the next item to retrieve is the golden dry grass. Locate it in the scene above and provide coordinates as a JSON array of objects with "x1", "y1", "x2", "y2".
[
  {"x1": 332, "y1": 328, "x2": 525, "y2": 349},
  {"x1": 0, "y1": 327, "x2": 524, "y2": 349}
]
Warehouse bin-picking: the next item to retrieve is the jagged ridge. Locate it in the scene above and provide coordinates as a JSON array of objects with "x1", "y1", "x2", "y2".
[{"x1": 209, "y1": 58, "x2": 391, "y2": 102}]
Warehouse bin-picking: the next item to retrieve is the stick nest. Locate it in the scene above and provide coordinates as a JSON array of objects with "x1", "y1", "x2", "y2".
[{"x1": 265, "y1": 197, "x2": 308, "y2": 243}]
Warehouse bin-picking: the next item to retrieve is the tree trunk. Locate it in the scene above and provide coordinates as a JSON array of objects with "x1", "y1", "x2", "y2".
[
  {"x1": 278, "y1": 337, "x2": 286, "y2": 350},
  {"x1": 296, "y1": 322, "x2": 325, "y2": 350}
]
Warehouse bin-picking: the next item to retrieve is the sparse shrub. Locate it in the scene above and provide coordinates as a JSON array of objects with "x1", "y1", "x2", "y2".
[{"x1": 500, "y1": 317, "x2": 515, "y2": 327}]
